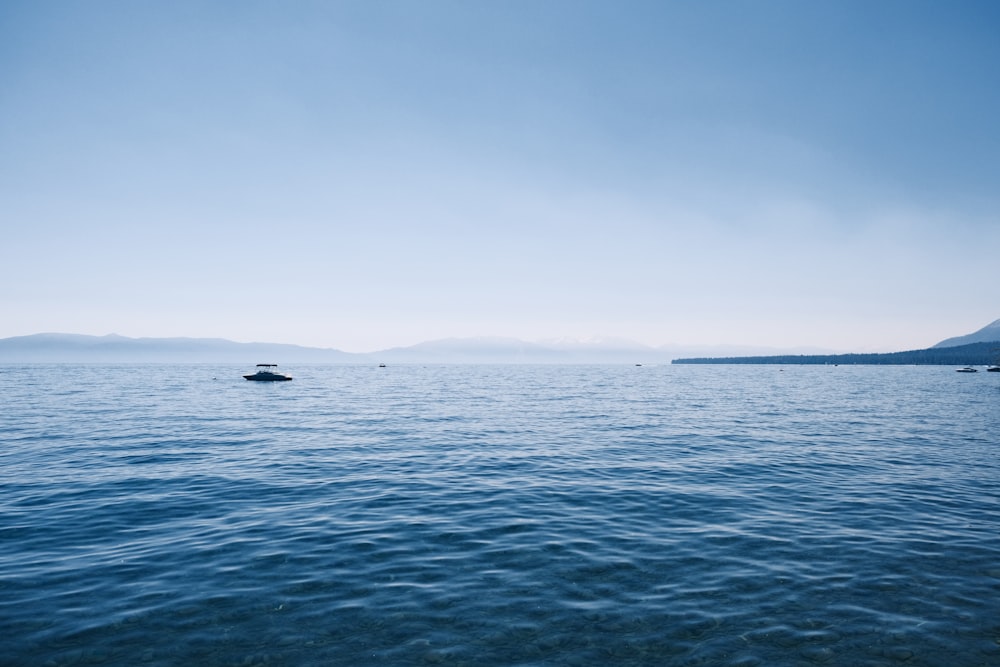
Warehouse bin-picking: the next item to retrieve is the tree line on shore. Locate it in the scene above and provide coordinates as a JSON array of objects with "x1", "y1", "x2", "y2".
[{"x1": 672, "y1": 342, "x2": 1000, "y2": 365}]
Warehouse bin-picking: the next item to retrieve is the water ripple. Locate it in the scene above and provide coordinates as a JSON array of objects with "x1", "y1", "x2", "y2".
[{"x1": 1, "y1": 364, "x2": 999, "y2": 665}]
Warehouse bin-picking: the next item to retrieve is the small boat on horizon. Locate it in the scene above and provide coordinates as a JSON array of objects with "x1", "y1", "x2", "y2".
[
  {"x1": 987, "y1": 365, "x2": 1000, "y2": 372},
  {"x1": 244, "y1": 364, "x2": 293, "y2": 381},
  {"x1": 956, "y1": 367, "x2": 978, "y2": 373}
]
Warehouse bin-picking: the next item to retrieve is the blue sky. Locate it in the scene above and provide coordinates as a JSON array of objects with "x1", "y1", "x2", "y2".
[{"x1": 2, "y1": 1, "x2": 998, "y2": 352}]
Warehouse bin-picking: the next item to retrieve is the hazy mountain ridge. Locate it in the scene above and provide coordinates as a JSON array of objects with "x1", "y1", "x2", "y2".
[
  {"x1": 0, "y1": 332, "x2": 830, "y2": 364},
  {"x1": 0, "y1": 333, "x2": 357, "y2": 363},
  {"x1": 2, "y1": 320, "x2": 996, "y2": 364}
]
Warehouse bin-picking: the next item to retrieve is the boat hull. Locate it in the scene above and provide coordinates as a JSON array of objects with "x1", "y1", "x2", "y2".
[{"x1": 244, "y1": 373, "x2": 292, "y2": 381}]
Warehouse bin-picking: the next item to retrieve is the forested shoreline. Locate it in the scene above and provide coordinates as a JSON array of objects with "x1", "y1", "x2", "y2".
[{"x1": 672, "y1": 342, "x2": 1000, "y2": 365}]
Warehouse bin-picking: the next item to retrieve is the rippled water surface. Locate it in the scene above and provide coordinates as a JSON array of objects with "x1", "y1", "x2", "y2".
[{"x1": 2, "y1": 364, "x2": 999, "y2": 666}]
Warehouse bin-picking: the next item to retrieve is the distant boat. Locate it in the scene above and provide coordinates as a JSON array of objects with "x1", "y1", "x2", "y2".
[
  {"x1": 956, "y1": 367, "x2": 978, "y2": 373},
  {"x1": 379, "y1": 363, "x2": 386, "y2": 368},
  {"x1": 244, "y1": 364, "x2": 293, "y2": 381},
  {"x1": 988, "y1": 365, "x2": 1000, "y2": 372}
]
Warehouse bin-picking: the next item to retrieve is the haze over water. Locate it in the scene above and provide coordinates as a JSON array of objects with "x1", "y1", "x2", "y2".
[{"x1": 3, "y1": 363, "x2": 999, "y2": 665}]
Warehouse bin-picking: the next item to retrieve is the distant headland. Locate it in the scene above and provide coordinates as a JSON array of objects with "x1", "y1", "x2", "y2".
[{"x1": 672, "y1": 318, "x2": 1000, "y2": 365}]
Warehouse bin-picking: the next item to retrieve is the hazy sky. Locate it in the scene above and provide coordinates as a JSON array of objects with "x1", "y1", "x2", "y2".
[{"x1": 2, "y1": 1, "x2": 998, "y2": 352}]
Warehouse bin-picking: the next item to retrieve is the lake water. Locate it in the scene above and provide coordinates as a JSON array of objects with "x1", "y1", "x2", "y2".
[{"x1": 2, "y1": 364, "x2": 999, "y2": 666}]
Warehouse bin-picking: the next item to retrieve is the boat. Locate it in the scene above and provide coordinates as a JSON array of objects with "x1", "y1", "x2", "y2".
[
  {"x1": 244, "y1": 364, "x2": 293, "y2": 381},
  {"x1": 988, "y1": 365, "x2": 1000, "y2": 372},
  {"x1": 956, "y1": 367, "x2": 978, "y2": 373}
]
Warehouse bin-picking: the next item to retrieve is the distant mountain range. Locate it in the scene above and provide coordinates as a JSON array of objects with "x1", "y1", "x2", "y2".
[
  {"x1": 0, "y1": 333, "x2": 357, "y2": 364},
  {"x1": 1, "y1": 319, "x2": 997, "y2": 364},
  {"x1": 0, "y1": 332, "x2": 827, "y2": 364}
]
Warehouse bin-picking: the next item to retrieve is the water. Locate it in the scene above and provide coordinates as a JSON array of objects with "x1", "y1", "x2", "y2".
[{"x1": 2, "y1": 364, "x2": 999, "y2": 666}]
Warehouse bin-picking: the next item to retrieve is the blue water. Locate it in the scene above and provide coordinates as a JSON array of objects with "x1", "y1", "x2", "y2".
[{"x1": 2, "y1": 364, "x2": 999, "y2": 666}]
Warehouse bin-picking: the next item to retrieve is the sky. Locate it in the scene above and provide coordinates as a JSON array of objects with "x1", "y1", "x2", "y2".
[{"x1": 2, "y1": 0, "x2": 998, "y2": 353}]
